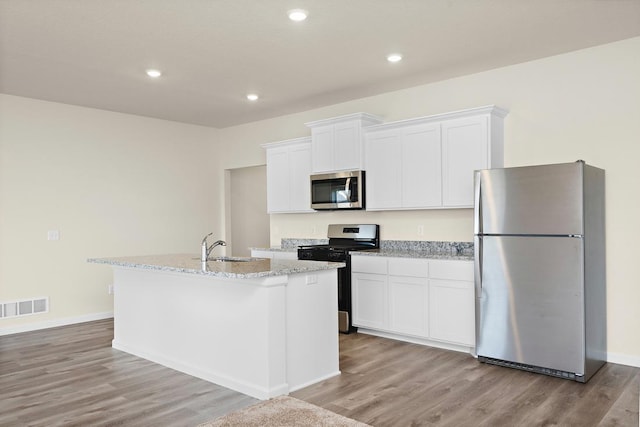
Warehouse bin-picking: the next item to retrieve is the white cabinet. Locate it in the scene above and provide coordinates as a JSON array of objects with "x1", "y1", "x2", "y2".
[
  {"x1": 366, "y1": 123, "x2": 441, "y2": 210},
  {"x1": 352, "y1": 273, "x2": 388, "y2": 330},
  {"x1": 389, "y1": 273, "x2": 429, "y2": 338},
  {"x1": 428, "y1": 260, "x2": 475, "y2": 346},
  {"x1": 351, "y1": 254, "x2": 474, "y2": 352},
  {"x1": 402, "y1": 124, "x2": 442, "y2": 208},
  {"x1": 365, "y1": 129, "x2": 402, "y2": 209},
  {"x1": 306, "y1": 113, "x2": 382, "y2": 173},
  {"x1": 261, "y1": 137, "x2": 313, "y2": 214},
  {"x1": 353, "y1": 256, "x2": 430, "y2": 338},
  {"x1": 441, "y1": 116, "x2": 489, "y2": 207},
  {"x1": 365, "y1": 105, "x2": 507, "y2": 210},
  {"x1": 352, "y1": 257, "x2": 429, "y2": 336}
]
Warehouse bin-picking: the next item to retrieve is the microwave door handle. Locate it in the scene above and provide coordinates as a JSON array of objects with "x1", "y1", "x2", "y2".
[{"x1": 345, "y1": 177, "x2": 352, "y2": 200}]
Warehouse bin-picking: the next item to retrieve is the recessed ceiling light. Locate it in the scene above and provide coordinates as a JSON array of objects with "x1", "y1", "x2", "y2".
[
  {"x1": 288, "y1": 9, "x2": 308, "y2": 22},
  {"x1": 247, "y1": 94, "x2": 259, "y2": 101},
  {"x1": 386, "y1": 54, "x2": 403, "y2": 63},
  {"x1": 146, "y1": 69, "x2": 162, "y2": 78}
]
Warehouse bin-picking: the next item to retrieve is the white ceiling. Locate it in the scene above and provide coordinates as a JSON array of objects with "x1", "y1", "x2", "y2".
[{"x1": 1, "y1": 0, "x2": 639, "y2": 128}]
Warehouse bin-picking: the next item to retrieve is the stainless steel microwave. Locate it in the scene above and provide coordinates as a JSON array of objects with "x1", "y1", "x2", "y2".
[{"x1": 310, "y1": 170, "x2": 365, "y2": 210}]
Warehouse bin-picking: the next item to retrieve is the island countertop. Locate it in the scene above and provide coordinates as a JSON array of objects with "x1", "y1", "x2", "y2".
[{"x1": 87, "y1": 253, "x2": 344, "y2": 279}]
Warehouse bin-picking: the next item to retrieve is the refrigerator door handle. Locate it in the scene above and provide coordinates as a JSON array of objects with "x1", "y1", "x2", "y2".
[
  {"x1": 473, "y1": 171, "x2": 482, "y2": 235},
  {"x1": 473, "y1": 234, "x2": 482, "y2": 356},
  {"x1": 474, "y1": 235, "x2": 482, "y2": 295}
]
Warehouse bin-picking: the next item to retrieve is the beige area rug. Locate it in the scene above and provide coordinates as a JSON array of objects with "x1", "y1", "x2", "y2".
[{"x1": 198, "y1": 395, "x2": 371, "y2": 427}]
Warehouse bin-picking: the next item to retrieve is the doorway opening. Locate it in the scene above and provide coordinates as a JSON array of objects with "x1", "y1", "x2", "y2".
[{"x1": 225, "y1": 165, "x2": 270, "y2": 256}]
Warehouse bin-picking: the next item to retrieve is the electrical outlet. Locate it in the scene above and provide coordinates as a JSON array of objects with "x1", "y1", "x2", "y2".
[
  {"x1": 108, "y1": 284, "x2": 114, "y2": 295},
  {"x1": 47, "y1": 230, "x2": 60, "y2": 241},
  {"x1": 417, "y1": 225, "x2": 424, "y2": 236}
]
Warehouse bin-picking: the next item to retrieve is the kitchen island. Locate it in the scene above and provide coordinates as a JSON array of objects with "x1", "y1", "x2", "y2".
[{"x1": 88, "y1": 254, "x2": 344, "y2": 400}]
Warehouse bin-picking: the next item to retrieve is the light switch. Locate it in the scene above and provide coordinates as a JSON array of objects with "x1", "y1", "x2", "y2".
[{"x1": 47, "y1": 230, "x2": 60, "y2": 241}]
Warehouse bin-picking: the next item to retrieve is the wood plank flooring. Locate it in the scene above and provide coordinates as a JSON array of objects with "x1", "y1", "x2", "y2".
[
  {"x1": 1, "y1": 319, "x2": 638, "y2": 426},
  {"x1": 292, "y1": 332, "x2": 640, "y2": 426},
  {"x1": 0, "y1": 319, "x2": 258, "y2": 426}
]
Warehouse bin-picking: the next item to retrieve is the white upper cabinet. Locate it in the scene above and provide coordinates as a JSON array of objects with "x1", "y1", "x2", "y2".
[
  {"x1": 365, "y1": 106, "x2": 507, "y2": 210},
  {"x1": 365, "y1": 129, "x2": 403, "y2": 209},
  {"x1": 306, "y1": 113, "x2": 383, "y2": 173},
  {"x1": 261, "y1": 137, "x2": 313, "y2": 214},
  {"x1": 366, "y1": 123, "x2": 442, "y2": 210},
  {"x1": 441, "y1": 115, "x2": 489, "y2": 207}
]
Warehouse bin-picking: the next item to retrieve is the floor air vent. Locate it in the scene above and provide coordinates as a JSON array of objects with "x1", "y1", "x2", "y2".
[{"x1": 0, "y1": 297, "x2": 49, "y2": 319}]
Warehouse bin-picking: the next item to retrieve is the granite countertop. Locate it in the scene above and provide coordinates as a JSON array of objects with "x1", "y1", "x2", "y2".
[
  {"x1": 87, "y1": 254, "x2": 344, "y2": 279},
  {"x1": 255, "y1": 239, "x2": 475, "y2": 261},
  {"x1": 351, "y1": 249, "x2": 474, "y2": 261}
]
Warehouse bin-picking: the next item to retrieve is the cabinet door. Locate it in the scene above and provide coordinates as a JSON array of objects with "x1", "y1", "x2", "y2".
[
  {"x1": 389, "y1": 276, "x2": 428, "y2": 338},
  {"x1": 365, "y1": 129, "x2": 402, "y2": 210},
  {"x1": 402, "y1": 124, "x2": 442, "y2": 208},
  {"x1": 288, "y1": 143, "x2": 312, "y2": 212},
  {"x1": 429, "y1": 279, "x2": 475, "y2": 346},
  {"x1": 333, "y1": 121, "x2": 361, "y2": 171},
  {"x1": 265, "y1": 147, "x2": 290, "y2": 213},
  {"x1": 441, "y1": 116, "x2": 489, "y2": 207},
  {"x1": 352, "y1": 273, "x2": 387, "y2": 330},
  {"x1": 311, "y1": 125, "x2": 334, "y2": 173}
]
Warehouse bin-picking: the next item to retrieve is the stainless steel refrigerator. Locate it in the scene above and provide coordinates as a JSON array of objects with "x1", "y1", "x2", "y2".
[{"x1": 474, "y1": 161, "x2": 606, "y2": 383}]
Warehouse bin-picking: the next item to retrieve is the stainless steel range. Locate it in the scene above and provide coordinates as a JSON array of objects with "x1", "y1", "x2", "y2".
[{"x1": 298, "y1": 224, "x2": 379, "y2": 333}]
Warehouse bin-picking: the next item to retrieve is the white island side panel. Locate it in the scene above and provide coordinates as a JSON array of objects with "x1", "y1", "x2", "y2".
[
  {"x1": 110, "y1": 266, "x2": 340, "y2": 400},
  {"x1": 112, "y1": 267, "x2": 288, "y2": 399}
]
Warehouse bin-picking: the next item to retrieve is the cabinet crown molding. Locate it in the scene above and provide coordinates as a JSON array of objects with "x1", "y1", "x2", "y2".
[
  {"x1": 305, "y1": 112, "x2": 383, "y2": 128},
  {"x1": 363, "y1": 105, "x2": 508, "y2": 133},
  {"x1": 260, "y1": 136, "x2": 311, "y2": 149}
]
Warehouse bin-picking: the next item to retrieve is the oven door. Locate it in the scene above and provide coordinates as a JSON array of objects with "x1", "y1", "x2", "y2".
[{"x1": 310, "y1": 171, "x2": 364, "y2": 210}]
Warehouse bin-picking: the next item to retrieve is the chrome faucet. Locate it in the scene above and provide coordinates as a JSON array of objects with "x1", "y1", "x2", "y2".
[{"x1": 201, "y1": 232, "x2": 226, "y2": 262}]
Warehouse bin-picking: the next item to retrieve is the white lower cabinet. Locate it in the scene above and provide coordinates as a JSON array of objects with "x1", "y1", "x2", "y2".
[
  {"x1": 389, "y1": 275, "x2": 428, "y2": 337},
  {"x1": 428, "y1": 279, "x2": 474, "y2": 346},
  {"x1": 352, "y1": 273, "x2": 387, "y2": 330},
  {"x1": 351, "y1": 254, "x2": 474, "y2": 352}
]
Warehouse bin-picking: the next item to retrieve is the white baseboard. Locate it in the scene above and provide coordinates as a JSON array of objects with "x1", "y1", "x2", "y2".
[
  {"x1": 607, "y1": 352, "x2": 640, "y2": 368},
  {"x1": 0, "y1": 311, "x2": 113, "y2": 336},
  {"x1": 3, "y1": 314, "x2": 639, "y2": 370}
]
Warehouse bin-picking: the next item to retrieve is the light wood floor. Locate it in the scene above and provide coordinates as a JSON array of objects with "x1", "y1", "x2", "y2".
[{"x1": 2, "y1": 319, "x2": 638, "y2": 426}]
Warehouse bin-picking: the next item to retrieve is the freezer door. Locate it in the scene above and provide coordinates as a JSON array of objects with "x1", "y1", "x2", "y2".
[
  {"x1": 476, "y1": 235, "x2": 585, "y2": 375},
  {"x1": 475, "y1": 162, "x2": 584, "y2": 236}
]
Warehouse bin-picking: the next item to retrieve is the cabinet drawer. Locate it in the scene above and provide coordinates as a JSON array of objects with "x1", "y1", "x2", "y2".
[
  {"x1": 388, "y1": 257, "x2": 429, "y2": 278},
  {"x1": 429, "y1": 260, "x2": 473, "y2": 281},
  {"x1": 351, "y1": 255, "x2": 387, "y2": 274}
]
